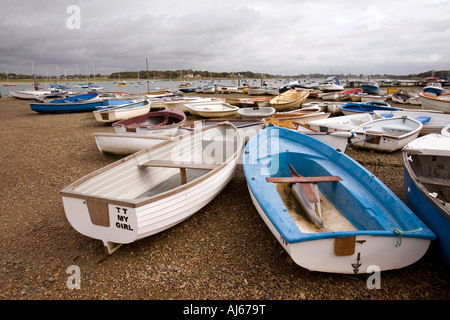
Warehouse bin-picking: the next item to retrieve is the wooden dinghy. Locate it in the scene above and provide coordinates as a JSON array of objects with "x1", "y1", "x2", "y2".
[
  {"x1": 112, "y1": 108, "x2": 186, "y2": 136},
  {"x1": 270, "y1": 89, "x2": 311, "y2": 111},
  {"x1": 243, "y1": 126, "x2": 435, "y2": 273},
  {"x1": 61, "y1": 122, "x2": 244, "y2": 254},
  {"x1": 403, "y1": 133, "x2": 450, "y2": 266},
  {"x1": 93, "y1": 99, "x2": 151, "y2": 123},
  {"x1": 350, "y1": 116, "x2": 423, "y2": 152}
]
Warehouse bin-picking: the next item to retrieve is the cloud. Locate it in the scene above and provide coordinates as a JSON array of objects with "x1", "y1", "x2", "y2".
[{"x1": 1, "y1": 0, "x2": 449, "y2": 76}]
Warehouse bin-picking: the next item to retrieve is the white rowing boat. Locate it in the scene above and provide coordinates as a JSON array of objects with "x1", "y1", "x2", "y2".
[{"x1": 61, "y1": 122, "x2": 244, "y2": 254}]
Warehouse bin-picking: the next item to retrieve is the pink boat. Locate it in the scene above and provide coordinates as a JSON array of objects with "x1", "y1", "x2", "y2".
[{"x1": 112, "y1": 107, "x2": 186, "y2": 136}]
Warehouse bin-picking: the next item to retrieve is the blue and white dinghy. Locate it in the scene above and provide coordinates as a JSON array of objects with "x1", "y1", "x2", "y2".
[
  {"x1": 243, "y1": 126, "x2": 435, "y2": 273},
  {"x1": 403, "y1": 132, "x2": 450, "y2": 266},
  {"x1": 29, "y1": 93, "x2": 103, "y2": 113}
]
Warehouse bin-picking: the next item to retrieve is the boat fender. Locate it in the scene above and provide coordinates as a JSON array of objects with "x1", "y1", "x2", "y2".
[{"x1": 329, "y1": 131, "x2": 355, "y2": 139}]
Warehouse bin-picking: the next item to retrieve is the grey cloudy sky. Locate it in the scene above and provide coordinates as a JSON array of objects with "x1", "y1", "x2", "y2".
[{"x1": 1, "y1": 0, "x2": 449, "y2": 76}]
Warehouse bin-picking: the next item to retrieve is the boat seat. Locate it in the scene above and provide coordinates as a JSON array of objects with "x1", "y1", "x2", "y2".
[
  {"x1": 417, "y1": 176, "x2": 450, "y2": 187},
  {"x1": 140, "y1": 159, "x2": 219, "y2": 185},
  {"x1": 365, "y1": 130, "x2": 403, "y2": 138},
  {"x1": 266, "y1": 175, "x2": 341, "y2": 204}
]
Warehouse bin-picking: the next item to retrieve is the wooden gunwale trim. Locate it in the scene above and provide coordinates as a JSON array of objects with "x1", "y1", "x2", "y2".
[{"x1": 60, "y1": 122, "x2": 242, "y2": 208}]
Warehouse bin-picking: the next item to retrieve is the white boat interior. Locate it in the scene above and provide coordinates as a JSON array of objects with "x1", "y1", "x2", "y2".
[{"x1": 69, "y1": 123, "x2": 241, "y2": 202}]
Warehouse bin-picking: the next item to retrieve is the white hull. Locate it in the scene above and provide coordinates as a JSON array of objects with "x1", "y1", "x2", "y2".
[
  {"x1": 308, "y1": 113, "x2": 373, "y2": 133},
  {"x1": 10, "y1": 89, "x2": 66, "y2": 100},
  {"x1": 351, "y1": 116, "x2": 423, "y2": 152},
  {"x1": 419, "y1": 93, "x2": 450, "y2": 113},
  {"x1": 93, "y1": 132, "x2": 177, "y2": 156},
  {"x1": 319, "y1": 92, "x2": 341, "y2": 100},
  {"x1": 248, "y1": 187, "x2": 431, "y2": 274},
  {"x1": 296, "y1": 126, "x2": 352, "y2": 151},
  {"x1": 318, "y1": 84, "x2": 344, "y2": 92},
  {"x1": 360, "y1": 95, "x2": 388, "y2": 102},
  {"x1": 62, "y1": 123, "x2": 244, "y2": 253}
]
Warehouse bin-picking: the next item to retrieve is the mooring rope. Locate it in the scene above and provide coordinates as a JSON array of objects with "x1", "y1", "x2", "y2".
[{"x1": 393, "y1": 228, "x2": 423, "y2": 247}]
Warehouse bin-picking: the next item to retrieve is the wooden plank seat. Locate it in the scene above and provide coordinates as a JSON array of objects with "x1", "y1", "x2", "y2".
[
  {"x1": 417, "y1": 176, "x2": 450, "y2": 187},
  {"x1": 266, "y1": 164, "x2": 341, "y2": 204},
  {"x1": 140, "y1": 159, "x2": 219, "y2": 185}
]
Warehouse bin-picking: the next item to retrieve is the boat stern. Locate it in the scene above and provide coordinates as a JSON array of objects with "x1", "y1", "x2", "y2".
[{"x1": 61, "y1": 195, "x2": 139, "y2": 253}]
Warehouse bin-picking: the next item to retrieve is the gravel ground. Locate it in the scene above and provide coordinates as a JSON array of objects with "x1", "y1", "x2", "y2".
[{"x1": 0, "y1": 91, "x2": 448, "y2": 303}]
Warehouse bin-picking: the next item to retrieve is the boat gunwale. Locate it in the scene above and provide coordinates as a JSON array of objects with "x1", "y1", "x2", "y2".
[{"x1": 419, "y1": 92, "x2": 450, "y2": 102}]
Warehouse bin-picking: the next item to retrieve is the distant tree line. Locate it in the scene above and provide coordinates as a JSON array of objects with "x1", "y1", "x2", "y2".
[
  {"x1": 108, "y1": 70, "x2": 275, "y2": 80},
  {"x1": 1, "y1": 69, "x2": 449, "y2": 80}
]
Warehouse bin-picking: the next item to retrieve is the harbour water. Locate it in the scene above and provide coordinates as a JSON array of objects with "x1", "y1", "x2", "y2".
[{"x1": 0, "y1": 78, "x2": 289, "y2": 97}]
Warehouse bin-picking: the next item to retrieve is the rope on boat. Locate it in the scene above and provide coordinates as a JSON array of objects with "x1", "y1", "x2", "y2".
[{"x1": 393, "y1": 228, "x2": 423, "y2": 247}]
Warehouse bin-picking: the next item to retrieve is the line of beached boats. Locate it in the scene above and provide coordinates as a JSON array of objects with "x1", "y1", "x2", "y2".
[{"x1": 6, "y1": 82, "x2": 450, "y2": 273}]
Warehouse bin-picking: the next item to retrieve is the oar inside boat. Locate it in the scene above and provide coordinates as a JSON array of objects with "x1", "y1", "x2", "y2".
[{"x1": 265, "y1": 164, "x2": 341, "y2": 228}]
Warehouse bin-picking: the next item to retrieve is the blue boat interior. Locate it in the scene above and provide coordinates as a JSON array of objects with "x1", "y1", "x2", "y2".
[
  {"x1": 341, "y1": 102, "x2": 400, "y2": 113},
  {"x1": 244, "y1": 127, "x2": 436, "y2": 243}
]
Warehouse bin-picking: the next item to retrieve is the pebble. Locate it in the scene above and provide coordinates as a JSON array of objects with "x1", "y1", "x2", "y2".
[{"x1": 0, "y1": 94, "x2": 448, "y2": 302}]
